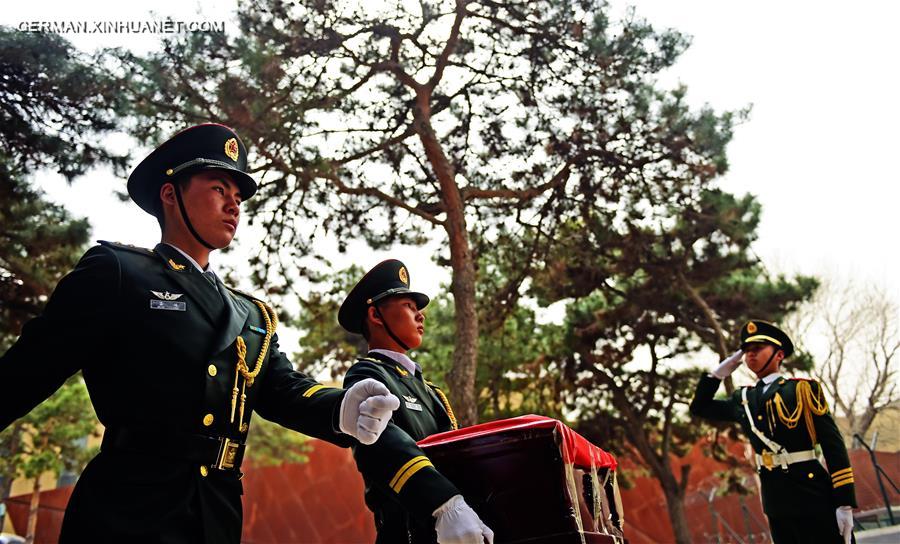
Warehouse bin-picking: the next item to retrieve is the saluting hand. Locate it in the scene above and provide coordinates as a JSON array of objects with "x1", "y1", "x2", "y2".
[
  {"x1": 433, "y1": 495, "x2": 494, "y2": 544},
  {"x1": 711, "y1": 349, "x2": 743, "y2": 379},
  {"x1": 339, "y1": 378, "x2": 401, "y2": 445}
]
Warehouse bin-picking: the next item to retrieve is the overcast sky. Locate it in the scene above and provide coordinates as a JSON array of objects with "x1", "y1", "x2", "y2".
[{"x1": 4, "y1": 1, "x2": 898, "y2": 365}]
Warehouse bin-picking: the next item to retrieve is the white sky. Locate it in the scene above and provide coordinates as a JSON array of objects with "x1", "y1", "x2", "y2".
[{"x1": 4, "y1": 1, "x2": 899, "y2": 365}]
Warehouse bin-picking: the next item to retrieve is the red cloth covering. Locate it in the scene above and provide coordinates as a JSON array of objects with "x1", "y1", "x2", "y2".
[{"x1": 417, "y1": 414, "x2": 617, "y2": 470}]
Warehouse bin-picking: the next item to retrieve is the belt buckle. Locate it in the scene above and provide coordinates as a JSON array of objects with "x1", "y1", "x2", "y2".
[
  {"x1": 761, "y1": 450, "x2": 775, "y2": 471},
  {"x1": 214, "y1": 438, "x2": 240, "y2": 470}
]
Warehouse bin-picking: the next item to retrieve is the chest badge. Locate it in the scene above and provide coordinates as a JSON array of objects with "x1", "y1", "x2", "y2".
[
  {"x1": 403, "y1": 395, "x2": 422, "y2": 412},
  {"x1": 150, "y1": 290, "x2": 186, "y2": 311}
]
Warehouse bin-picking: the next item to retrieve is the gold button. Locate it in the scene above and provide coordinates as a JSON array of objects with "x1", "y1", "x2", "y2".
[
  {"x1": 207, "y1": 364, "x2": 217, "y2": 377},
  {"x1": 203, "y1": 413, "x2": 214, "y2": 426},
  {"x1": 166, "y1": 168, "x2": 174, "y2": 176},
  {"x1": 808, "y1": 473, "x2": 814, "y2": 479},
  {"x1": 199, "y1": 465, "x2": 208, "y2": 477},
  {"x1": 757, "y1": 415, "x2": 763, "y2": 420}
]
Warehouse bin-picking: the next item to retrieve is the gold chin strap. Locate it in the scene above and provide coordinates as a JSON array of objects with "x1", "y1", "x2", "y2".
[
  {"x1": 230, "y1": 300, "x2": 278, "y2": 432},
  {"x1": 426, "y1": 381, "x2": 458, "y2": 430},
  {"x1": 768, "y1": 380, "x2": 829, "y2": 445}
]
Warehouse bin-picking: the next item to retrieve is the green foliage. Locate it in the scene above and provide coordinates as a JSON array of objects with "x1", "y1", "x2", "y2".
[
  {"x1": 416, "y1": 292, "x2": 568, "y2": 421},
  {"x1": 523, "y1": 181, "x2": 817, "y2": 541},
  {"x1": 294, "y1": 254, "x2": 567, "y2": 420},
  {"x1": 0, "y1": 377, "x2": 98, "y2": 483},
  {"x1": 0, "y1": 179, "x2": 90, "y2": 351},
  {"x1": 0, "y1": 27, "x2": 126, "y2": 350},
  {"x1": 291, "y1": 264, "x2": 368, "y2": 381},
  {"x1": 0, "y1": 27, "x2": 127, "y2": 181},
  {"x1": 243, "y1": 413, "x2": 311, "y2": 467}
]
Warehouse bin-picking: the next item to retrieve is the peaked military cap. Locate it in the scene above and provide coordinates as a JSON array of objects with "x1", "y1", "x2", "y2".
[
  {"x1": 127, "y1": 123, "x2": 258, "y2": 215},
  {"x1": 338, "y1": 259, "x2": 430, "y2": 334},
  {"x1": 740, "y1": 320, "x2": 794, "y2": 357}
]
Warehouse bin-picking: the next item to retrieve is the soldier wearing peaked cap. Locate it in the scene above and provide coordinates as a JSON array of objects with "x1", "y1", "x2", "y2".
[
  {"x1": 690, "y1": 320, "x2": 857, "y2": 544},
  {"x1": 340, "y1": 260, "x2": 494, "y2": 544},
  {"x1": 0, "y1": 123, "x2": 416, "y2": 543}
]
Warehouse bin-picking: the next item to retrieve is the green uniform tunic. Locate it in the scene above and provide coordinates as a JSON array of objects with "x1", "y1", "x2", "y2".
[
  {"x1": 690, "y1": 374, "x2": 857, "y2": 543},
  {"x1": 344, "y1": 351, "x2": 458, "y2": 543},
  {"x1": 0, "y1": 242, "x2": 444, "y2": 543}
]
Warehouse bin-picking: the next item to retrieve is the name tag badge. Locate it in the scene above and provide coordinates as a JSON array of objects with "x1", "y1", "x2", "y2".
[
  {"x1": 150, "y1": 300, "x2": 186, "y2": 311},
  {"x1": 405, "y1": 401, "x2": 423, "y2": 412}
]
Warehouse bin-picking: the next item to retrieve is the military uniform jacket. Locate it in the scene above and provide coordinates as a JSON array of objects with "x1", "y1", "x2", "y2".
[
  {"x1": 690, "y1": 374, "x2": 857, "y2": 519},
  {"x1": 0, "y1": 242, "x2": 350, "y2": 543},
  {"x1": 344, "y1": 351, "x2": 459, "y2": 542}
]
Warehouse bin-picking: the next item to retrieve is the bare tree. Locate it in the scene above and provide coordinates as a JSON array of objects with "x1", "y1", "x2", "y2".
[{"x1": 794, "y1": 277, "x2": 900, "y2": 441}]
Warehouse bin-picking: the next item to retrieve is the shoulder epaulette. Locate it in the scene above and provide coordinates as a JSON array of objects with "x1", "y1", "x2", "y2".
[
  {"x1": 98, "y1": 240, "x2": 154, "y2": 257},
  {"x1": 357, "y1": 356, "x2": 409, "y2": 377},
  {"x1": 225, "y1": 285, "x2": 265, "y2": 303},
  {"x1": 357, "y1": 356, "x2": 383, "y2": 365}
]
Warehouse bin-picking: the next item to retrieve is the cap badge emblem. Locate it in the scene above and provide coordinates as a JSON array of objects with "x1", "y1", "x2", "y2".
[
  {"x1": 398, "y1": 266, "x2": 409, "y2": 285},
  {"x1": 746, "y1": 321, "x2": 758, "y2": 334},
  {"x1": 224, "y1": 138, "x2": 240, "y2": 162}
]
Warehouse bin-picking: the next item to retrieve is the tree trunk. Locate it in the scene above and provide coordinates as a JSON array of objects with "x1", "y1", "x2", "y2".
[
  {"x1": 855, "y1": 406, "x2": 877, "y2": 441},
  {"x1": 25, "y1": 475, "x2": 41, "y2": 544},
  {"x1": 0, "y1": 422, "x2": 23, "y2": 531},
  {"x1": 616, "y1": 396, "x2": 693, "y2": 544},
  {"x1": 659, "y1": 474, "x2": 693, "y2": 544},
  {"x1": 412, "y1": 95, "x2": 480, "y2": 426}
]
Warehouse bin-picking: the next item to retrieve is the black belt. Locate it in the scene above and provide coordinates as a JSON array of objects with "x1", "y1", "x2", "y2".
[{"x1": 101, "y1": 427, "x2": 247, "y2": 472}]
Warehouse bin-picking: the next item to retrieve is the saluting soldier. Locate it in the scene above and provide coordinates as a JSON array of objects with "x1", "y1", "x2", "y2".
[
  {"x1": 339, "y1": 260, "x2": 494, "y2": 544},
  {"x1": 0, "y1": 124, "x2": 405, "y2": 543},
  {"x1": 690, "y1": 320, "x2": 856, "y2": 544}
]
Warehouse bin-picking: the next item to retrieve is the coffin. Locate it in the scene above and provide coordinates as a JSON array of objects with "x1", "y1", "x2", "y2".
[{"x1": 417, "y1": 415, "x2": 626, "y2": 544}]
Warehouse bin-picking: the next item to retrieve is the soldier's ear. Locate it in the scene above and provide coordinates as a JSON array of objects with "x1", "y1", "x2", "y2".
[
  {"x1": 367, "y1": 306, "x2": 383, "y2": 328},
  {"x1": 159, "y1": 182, "x2": 177, "y2": 206}
]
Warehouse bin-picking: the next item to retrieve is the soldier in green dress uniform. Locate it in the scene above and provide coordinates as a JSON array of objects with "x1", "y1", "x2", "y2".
[
  {"x1": 339, "y1": 259, "x2": 494, "y2": 544},
  {"x1": 0, "y1": 123, "x2": 412, "y2": 543},
  {"x1": 690, "y1": 320, "x2": 856, "y2": 544}
]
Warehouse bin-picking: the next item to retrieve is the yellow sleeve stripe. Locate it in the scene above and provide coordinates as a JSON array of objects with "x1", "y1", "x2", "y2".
[
  {"x1": 833, "y1": 476, "x2": 855, "y2": 488},
  {"x1": 389, "y1": 456, "x2": 428, "y2": 489},
  {"x1": 831, "y1": 468, "x2": 853, "y2": 479},
  {"x1": 390, "y1": 458, "x2": 433, "y2": 493},
  {"x1": 302, "y1": 384, "x2": 327, "y2": 398}
]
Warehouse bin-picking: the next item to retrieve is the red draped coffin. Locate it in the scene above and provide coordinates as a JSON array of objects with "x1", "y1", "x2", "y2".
[{"x1": 417, "y1": 415, "x2": 626, "y2": 544}]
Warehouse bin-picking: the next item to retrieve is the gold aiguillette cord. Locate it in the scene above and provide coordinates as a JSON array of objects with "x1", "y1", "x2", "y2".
[{"x1": 230, "y1": 300, "x2": 277, "y2": 431}]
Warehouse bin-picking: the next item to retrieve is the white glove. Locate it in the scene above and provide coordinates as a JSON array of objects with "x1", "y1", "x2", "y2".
[
  {"x1": 711, "y1": 350, "x2": 743, "y2": 379},
  {"x1": 433, "y1": 494, "x2": 494, "y2": 544},
  {"x1": 339, "y1": 378, "x2": 400, "y2": 445},
  {"x1": 836, "y1": 506, "x2": 853, "y2": 544}
]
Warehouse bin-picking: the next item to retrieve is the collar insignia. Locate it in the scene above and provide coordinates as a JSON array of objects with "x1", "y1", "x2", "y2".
[
  {"x1": 167, "y1": 258, "x2": 186, "y2": 271},
  {"x1": 151, "y1": 290, "x2": 184, "y2": 301},
  {"x1": 224, "y1": 138, "x2": 240, "y2": 162},
  {"x1": 394, "y1": 365, "x2": 409, "y2": 377}
]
